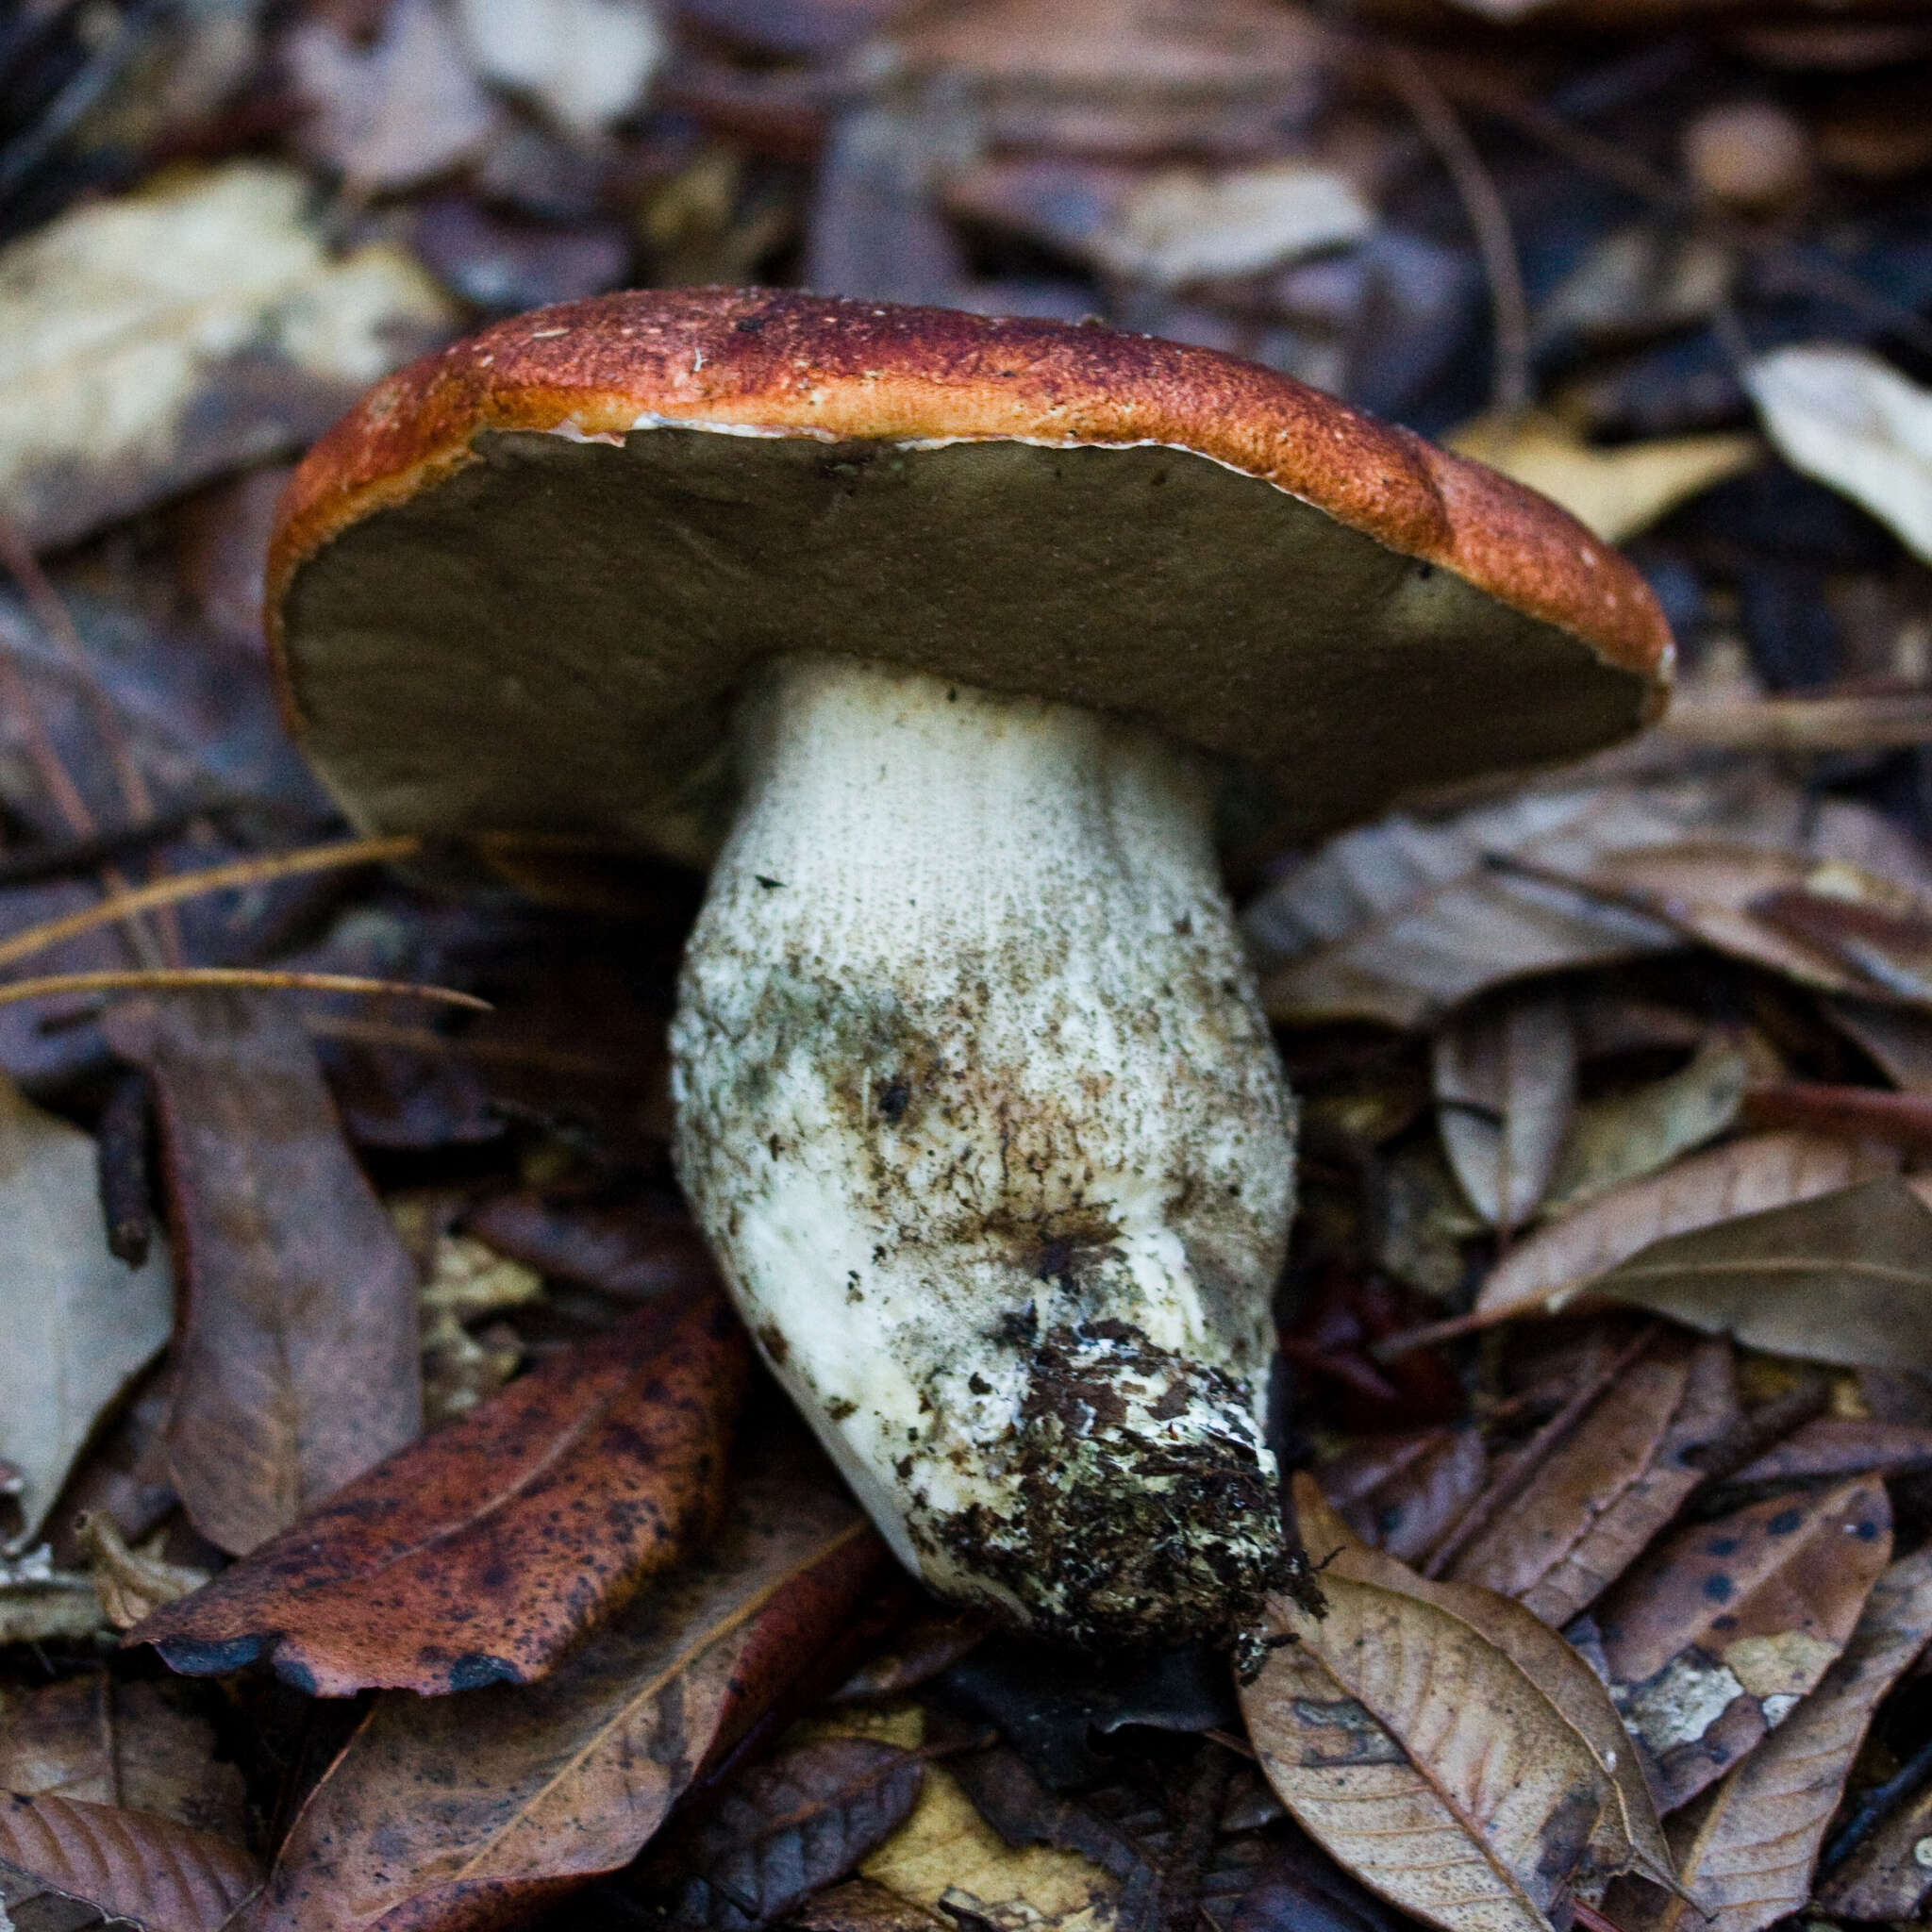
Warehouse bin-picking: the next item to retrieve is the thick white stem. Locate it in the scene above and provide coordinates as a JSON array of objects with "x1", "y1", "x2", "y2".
[{"x1": 670, "y1": 654, "x2": 1298, "y2": 1650}]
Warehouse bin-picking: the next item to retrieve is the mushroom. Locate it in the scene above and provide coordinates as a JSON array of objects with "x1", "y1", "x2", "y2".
[{"x1": 267, "y1": 290, "x2": 1672, "y2": 1657}]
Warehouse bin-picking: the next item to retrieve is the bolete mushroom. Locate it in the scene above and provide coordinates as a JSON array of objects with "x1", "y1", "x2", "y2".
[{"x1": 267, "y1": 289, "x2": 1671, "y2": 1657}]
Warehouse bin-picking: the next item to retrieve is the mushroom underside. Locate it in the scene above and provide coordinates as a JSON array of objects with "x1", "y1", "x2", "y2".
[{"x1": 670, "y1": 653, "x2": 1301, "y2": 1651}]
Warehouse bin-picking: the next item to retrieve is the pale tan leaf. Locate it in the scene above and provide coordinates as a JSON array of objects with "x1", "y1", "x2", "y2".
[
  {"x1": 0, "y1": 1077, "x2": 173, "y2": 1547},
  {"x1": 1447, "y1": 410, "x2": 1759, "y2": 544},
  {"x1": 1609, "y1": 1547, "x2": 1932, "y2": 1932},
  {"x1": 1541, "y1": 1038, "x2": 1749, "y2": 1219},
  {"x1": 1593, "y1": 1176, "x2": 1932, "y2": 1369},
  {"x1": 1745, "y1": 344, "x2": 1932, "y2": 563},
  {"x1": 0, "y1": 162, "x2": 453, "y2": 550},
  {"x1": 1597, "y1": 1479, "x2": 1892, "y2": 1811},
  {"x1": 1473, "y1": 1131, "x2": 1898, "y2": 1324},
  {"x1": 1433, "y1": 991, "x2": 1576, "y2": 1231},
  {"x1": 1242, "y1": 1478, "x2": 1615, "y2": 1932}
]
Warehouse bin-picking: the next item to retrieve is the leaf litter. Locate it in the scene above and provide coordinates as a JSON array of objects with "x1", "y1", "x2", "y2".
[{"x1": 12, "y1": 7, "x2": 1932, "y2": 1932}]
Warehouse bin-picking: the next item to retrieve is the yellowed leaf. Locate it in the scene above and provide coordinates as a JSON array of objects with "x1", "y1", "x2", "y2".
[{"x1": 1448, "y1": 410, "x2": 1759, "y2": 544}]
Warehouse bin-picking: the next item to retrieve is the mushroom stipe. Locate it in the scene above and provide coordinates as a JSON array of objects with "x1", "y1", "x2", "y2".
[{"x1": 267, "y1": 288, "x2": 1672, "y2": 1661}]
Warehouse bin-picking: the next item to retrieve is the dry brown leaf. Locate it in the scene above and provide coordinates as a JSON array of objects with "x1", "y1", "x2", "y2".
[
  {"x1": 1591, "y1": 1175, "x2": 1932, "y2": 1370},
  {"x1": 1473, "y1": 1131, "x2": 1898, "y2": 1325},
  {"x1": 103, "y1": 991, "x2": 424, "y2": 1557},
  {"x1": 236, "y1": 1450, "x2": 889, "y2": 1932},
  {"x1": 1732, "y1": 1417, "x2": 1932, "y2": 1483},
  {"x1": 1596, "y1": 1478, "x2": 1892, "y2": 1811},
  {"x1": 1826, "y1": 995, "x2": 1932, "y2": 1091},
  {"x1": 1608, "y1": 1546, "x2": 1932, "y2": 1932},
  {"x1": 1295, "y1": 1479, "x2": 1674, "y2": 1893},
  {"x1": 1433, "y1": 991, "x2": 1577, "y2": 1231},
  {"x1": 0, "y1": 162, "x2": 452, "y2": 551},
  {"x1": 0, "y1": 1076, "x2": 173, "y2": 1548},
  {"x1": 1541, "y1": 1038, "x2": 1749, "y2": 1220},
  {"x1": 0, "y1": 1792, "x2": 259, "y2": 1932},
  {"x1": 0, "y1": 1676, "x2": 247, "y2": 1844},
  {"x1": 1447, "y1": 1333, "x2": 1735, "y2": 1628},
  {"x1": 1815, "y1": 1774, "x2": 1932, "y2": 1918},
  {"x1": 1318, "y1": 1428, "x2": 1486, "y2": 1565},
  {"x1": 1241, "y1": 1476, "x2": 1626, "y2": 1932}
]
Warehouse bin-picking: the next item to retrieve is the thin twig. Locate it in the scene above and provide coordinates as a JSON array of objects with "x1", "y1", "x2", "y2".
[
  {"x1": 0, "y1": 833, "x2": 421, "y2": 972},
  {"x1": 0, "y1": 969, "x2": 490, "y2": 1012},
  {"x1": 1381, "y1": 44, "x2": 1532, "y2": 416}
]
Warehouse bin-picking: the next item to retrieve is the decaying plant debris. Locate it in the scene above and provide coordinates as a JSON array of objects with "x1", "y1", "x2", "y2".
[{"x1": 8, "y1": 0, "x2": 1932, "y2": 1928}]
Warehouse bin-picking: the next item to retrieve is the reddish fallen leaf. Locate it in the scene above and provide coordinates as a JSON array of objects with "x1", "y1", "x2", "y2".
[
  {"x1": 1608, "y1": 1548, "x2": 1932, "y2": 1932},
  {"x1": 1733, "y1": 1416, "x2": 1932, "y2": 1483},
  {"x1": 0, "y1": 1793, "x2": 260, "y2": 1932},
  {"x1": 1316, "y1": 1428, "x2": 1485, "y2": 1566},
  {"x1": 1751, "y1": 884, "x2": 1932, "y2": 1002},
  {"x1": 830, "y1": 1611, "x2": 986, "y2": 1703},
  {"x1": 234, "y1": 1452, "x2": 888, "y2": 1932},
  {"x1": 1447, "y1": 1333, "x2": 1735, "y2": 1627},
  {"x1": 1595, "y1": 1478, "x2": 1892, "y2": 1810},
  {"x1": 638, "y1": 1736, "x2": 925, "y2": 1928},
  {"x1": 101, "y1": 991, "x2": 423, "y2": 1556},
  {"x1": 1741, "y1": 1078, "x2": 1932, "y2": 1149},
  {"x1": 464, "y1": 1189, "x2": 717, "y2": 1300},
  {"x1": 134, "y1": 1291, "x2": 748, "y2": 1695}
]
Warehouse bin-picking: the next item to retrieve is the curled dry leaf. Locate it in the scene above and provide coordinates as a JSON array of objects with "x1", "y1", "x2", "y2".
[
  {"x1": 1579, "y1": 844, "x2": 1932, "y2": 1003},
  {"x1": 1595, "y1": 1478, "x2": 1892, "y2": 1811},
  {"x1": 1432, "y1": 991, "x2": 1576, "y2": 1231},
  {"x1": 1473, "y1": 1130, "x2": 1898, "y2": 1326},
  {"x1": 1827, "y1": 995, "x2": 1932, "y2": 1092},
  {"x1": 0, "y1": 1793, "x2": 260, "y2": 1932},
  {"x1": 641, "y1": 1735, "x2": 926, "y2": 1929},
  {"x1": 0, "y1": 162, "x2": 452, "y2": 551},
  {"x1": 234, "y1": 1453, "x2": 889, "y2": 1932},
  {"x1": 1241, "y1": 1475, "x2": 1663, "y2": 1932},
  {"x1": 0, "y1": 1076, "x2": 173, "y2": 1548},
  {"x1": 103, "y1": 991, "x2": 425, "y2": 1557},
  {"x1": 135, "y1": 1291, "x2": 748, "y2": 1695},
  {"x1": 1446, "y1": 1334, "x2": 1735, "y2": 1629},
  {"x1": 1732, "y1": 1416, "x2": 1932, "y2": 1483},
  {"x1": 1319, "y1": 1428, "x2": 1486, "y2": 1566},
  {"x1": 1540, "y1": 1038, "x2": 1748, "y2": 1221},
  {"x1": 1246, "y1": 786, "x2": 1685, "y2": 1030},
  {"x1": 464, "y1": 1189, "x2": 718, "y2": 1301},
  {"x1": 1608, "y1": 1547, "x2": 1932, "y2": 1932},
  {"x1": 1591, "y1": 1176, "x2": 1932, "y2": 1370}
]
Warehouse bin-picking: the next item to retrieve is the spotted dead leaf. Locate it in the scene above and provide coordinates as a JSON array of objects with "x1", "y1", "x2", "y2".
[
  {"x1": 1241, "y1": 1474, "x2": 1639, "y2": 1932},
  {"x1": 0, "y1": 161, "x2": 452, "y2": 551},
  {"x1": 1473, "y1": 1131, "x2": 1899, "y2": 1326},
  {"x1": 235, "y1": 1449, "x2": 889, "y2": 1932},
  {"x1": 1446, "y1": 1333, "x2": 1735, "y2": 1629},
  {"x1": 0, "y1": 1793, "x2": 259, "y2": 1932},
  {"x1": 1594, "y1": 1478, "x2": 1892, "y2": 1811},
  {"x1": 1432, "y1": 991, "x2": 1576, "y2": 1232},
  {"x1": 1319, "y1": 1428, "x2": 1486, "y2": 1566},
  {"x1": 0, "y1": 1075, "x2": 173, "y2": 1547},
  {"x1": 135, "y1": 1291, "x2": 747, "y2": 1695},
  {"x1": 1608, "y1": 1546, "x2": 1932, "y2": 1932}
]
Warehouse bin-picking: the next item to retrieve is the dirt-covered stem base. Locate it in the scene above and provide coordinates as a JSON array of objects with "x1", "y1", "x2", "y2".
[{"x1": 670, "y1": 653, "x2": 1301, "y2": 1651}]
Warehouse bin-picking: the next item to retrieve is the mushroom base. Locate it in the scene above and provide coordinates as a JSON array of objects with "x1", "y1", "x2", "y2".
[{"x1": 670, "y1": 654, "x2": 1304, "y2": 1653}]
